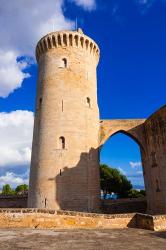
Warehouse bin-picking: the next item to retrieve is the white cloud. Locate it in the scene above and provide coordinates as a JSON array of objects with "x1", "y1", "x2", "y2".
[
  {"x1": 0, "y1": 0, "x2": 74, "y2": 97},
  {"x1": 130, "y1": 161, "x2": 142, "y2": 168},
  {"x1": 0, "y1": 0, "x2": 74, "y2": 56},
  {"x1": 0, "y1": 172, "x2": 29, "y2": 189},
  {"x1": 118, "y1": 167, "x2": 126, "y2": 175},
  {"x1": 136, "y1": 170, "x2": 143, "y2": 175},
  {"x1": 0, "y1": 50, "x2": 30, "y2": 98},
  {"x1": 0, "y1": 110, "x2": 34, "y2": 168},
  {"x1": 70, "y1": 0, "x2": 96, "y2": 10},
  {"x1": 0, "y1": 0, "x2": 98, "y2": 98}
]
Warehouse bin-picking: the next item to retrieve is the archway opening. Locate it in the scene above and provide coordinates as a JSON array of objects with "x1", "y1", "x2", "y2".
[{"x1": 100, "y1": 132, "x2": 145, "y2": 202}]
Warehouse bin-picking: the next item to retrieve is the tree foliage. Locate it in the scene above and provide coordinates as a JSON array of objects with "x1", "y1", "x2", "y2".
[
  {"x1": 127, "y1": 189, "x2": 146, "y2": 198},
  {"x1": 15, "y1": 184, "x2": 28, "y2": 194},
  {"x1": 100, "y1": 164, "x2": 132, "y2": 198},
  {"x1": 1, "y1": 184, "x2": 28, "y2": 195},
  {"x1": 1, "y1": 184, "x2": 15, "y2": 195}
]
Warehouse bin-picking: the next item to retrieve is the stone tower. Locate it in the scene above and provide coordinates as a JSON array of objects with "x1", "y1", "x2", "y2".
[{"x1": 28, "y1": 29, "x2": 100, "y2": 212}]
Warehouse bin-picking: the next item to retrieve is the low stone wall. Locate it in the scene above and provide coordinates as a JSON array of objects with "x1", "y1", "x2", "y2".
[
  {"x1": 0, "y1": 209, "x2": 165, "y2": 231},
  {"x1": 0, "y1": 195, "x2": 27, "y2": 208},
  {"x1": 0, "y1": 209, "x2": 135, "y2": 229},
  {"x1": 0, "y1": 196, "x2": 147, "y2": 215},
  {"x1": 136, "y1": 213, "x2": 166, "y2": 231},
  {"x1": 101, "y1": 198, "x2": 147, "y2": 214}
]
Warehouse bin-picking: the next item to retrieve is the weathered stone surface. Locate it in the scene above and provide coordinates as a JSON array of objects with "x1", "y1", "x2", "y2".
[
  {"x1": 99, "y1": 119, "x2": 145, "y2": 146},
  {"x1": 28, "y1": 30, "x2": 101, "y2": 212},
  {"x1": 101, "y1": 197, "x2": 147, "y2": 214},
  {"x1": 1, "y1": 228, "x2": 166, "y2": 250},
  {"x1": 0, "y1": 209, "x2": 166, "y2": 232},
  {"x1": 0, "y1": 195, "x2": 27, "y2": 208},
  {"x1": 142, "y1": 105, "x2": 166, "y2": 214},
  {"x1": 0, "y1": 195, "x2": 147, "y2": 214},
  {"x1": 100, "y1": 105, "x2": 166, "y2": 215},
  {"x1": 0, "y1": 209, "x2": 135, "y2": 229}
]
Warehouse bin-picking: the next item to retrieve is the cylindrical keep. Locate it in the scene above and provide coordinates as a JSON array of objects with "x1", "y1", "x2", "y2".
[{"x1": 28, "y1": 30, "x2": 101, "y2": 212}]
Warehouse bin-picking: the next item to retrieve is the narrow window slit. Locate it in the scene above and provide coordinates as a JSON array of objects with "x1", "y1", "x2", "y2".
[
  {"x1": 59, "y1": 136, "x2": 65, "y2": 149},
  {"x1": 62, "y1": 100, "x2": 64, "y2": 112},
  {"x1": 86, "y1": 97, "x2": 91, "y2": 108},
  {"x1": 39, "y1": 97, "x2": 42, "y2": 109},
  {"x1": 62, "y1": 58, "x2": 67, "y2": 68}
]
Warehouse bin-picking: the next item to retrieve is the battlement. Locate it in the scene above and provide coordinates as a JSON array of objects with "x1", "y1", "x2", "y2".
[{"x1": 36, "y1": 29, "x2": 100, "y2": 63}]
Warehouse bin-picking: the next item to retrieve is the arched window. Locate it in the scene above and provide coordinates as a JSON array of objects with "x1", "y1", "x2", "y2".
[
  {"x1": 59, "y1": 136, "x2": 65, "y2": 149},
  {"x1": 62, "y1": 58, "x2": 67, "y2": 68},
  {"x1": 86, "y1": 97, "x2": 91, "y2": 108}
]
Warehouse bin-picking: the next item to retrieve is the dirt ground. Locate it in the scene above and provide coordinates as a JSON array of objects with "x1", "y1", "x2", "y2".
[{"x1": 0, "y1": 228, "x2": 166, "y2": 250}]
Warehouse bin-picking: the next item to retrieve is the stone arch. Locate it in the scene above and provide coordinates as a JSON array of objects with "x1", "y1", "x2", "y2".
[
  {"x1": 101, "y1": 129, "x2": 143, "y2": 153},
  {"x1": 99, "y1": 119, "x2": 146, "y2": 153}
]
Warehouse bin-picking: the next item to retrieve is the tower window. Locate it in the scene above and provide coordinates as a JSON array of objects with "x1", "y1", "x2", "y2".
[
  {"x1": 62, "y1": 100, "x2": 64, "y2": 112},
  {"x1": 86, "y1": 97, "x2": 91, "y2": 108},
  {"x1": 59, "y1": 136, "x2": 65, "y2": 149},
  {"x1": 39, "y1": 97, "x2": 42, "y2": 109},
  {"x1": 62, "y1": 58, "x2": 67, "y2": 68}
]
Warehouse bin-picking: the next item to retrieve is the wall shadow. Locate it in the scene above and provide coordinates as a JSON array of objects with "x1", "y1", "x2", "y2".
[{"x1": 49, "y1": 147, "x2": 100, "y2": 212}]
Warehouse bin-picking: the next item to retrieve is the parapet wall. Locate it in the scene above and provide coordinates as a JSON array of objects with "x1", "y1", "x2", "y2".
[
  {"x1": 0, "y1": 209, "x2": 165, "y2": 231},
  {"x1": 0, "y1": 209, "x2": 135, "y2": 230},
  {"x1": 36, "y1": 30, "x2": 100, "y2": 63},
  {"x1": 101, "y1": 198, "x2": 147, "y2": 214},
  {"x1": 0, "y1": 195, "x2": 146, "y2": 214},
  {"x1": 0, "y1": 195, "x2": 27, "y2": 208}
]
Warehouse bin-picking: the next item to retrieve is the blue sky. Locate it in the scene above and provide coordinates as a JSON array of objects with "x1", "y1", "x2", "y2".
[{"x1": 0, "y1": 0, "x2": 165, "y2": 189}]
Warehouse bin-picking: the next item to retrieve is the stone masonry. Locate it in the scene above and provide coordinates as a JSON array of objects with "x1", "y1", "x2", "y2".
[
  {"x1": 28, "y1": 29, "x2": 166, "y2": 214},
  {"x1": 28, "y1": 29, "x2": 100, "y2": 212}
]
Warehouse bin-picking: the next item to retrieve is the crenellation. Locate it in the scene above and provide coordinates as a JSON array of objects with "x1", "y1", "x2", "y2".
[
  {"x1": 69, "y1": 34, "x2": 73, "y2": 46},
  {"x1": 47, "y1": 37, "x2": 51, "y2": 49},
  {"x1": 36, "y1": 30, "x2": 100, "y2": 63},
  {"x1": 57, "y1": 34, "x2": 61, "y2": 46},
  {"x1": 52, "y1": 35, "x2": 57, "y2": 47}
]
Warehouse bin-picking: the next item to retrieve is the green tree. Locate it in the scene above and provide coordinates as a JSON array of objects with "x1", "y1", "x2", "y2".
[
  {"x1": 15, "y1": 184, "x2": 28, "y2": 194},
  {"x1": 128, "y1": 189, "x2": 145, "y2": 198},
  {"x1": 1, "y1": 184, "x2": 15, "y2": 195},
  {"x1": 100, "y1": 164, "x2": 132, "y2": 199},
  {"x1": 140, "y1": 190, "x2": 146, "y2": 196}
]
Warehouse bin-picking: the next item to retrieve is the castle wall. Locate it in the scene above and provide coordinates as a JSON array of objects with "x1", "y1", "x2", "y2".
[
  {"x1": 142, "y1": 105, "x2": 166, "y2": 214},
  {"x1": 28, "y1": 29, "x2": 166, "y2": 215},
  {"x1": 100, "y1": 106, "x2": 166, "y2": 215},
  {"x1": 101, "y1": 198, "x2": 147, "y2": 214},
  {"x1": 28, "y1": 30, "x2": 101, "y2": 212},
  {"x1": 0, "y1": 195, "x2": 27, "y2": 208}
]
